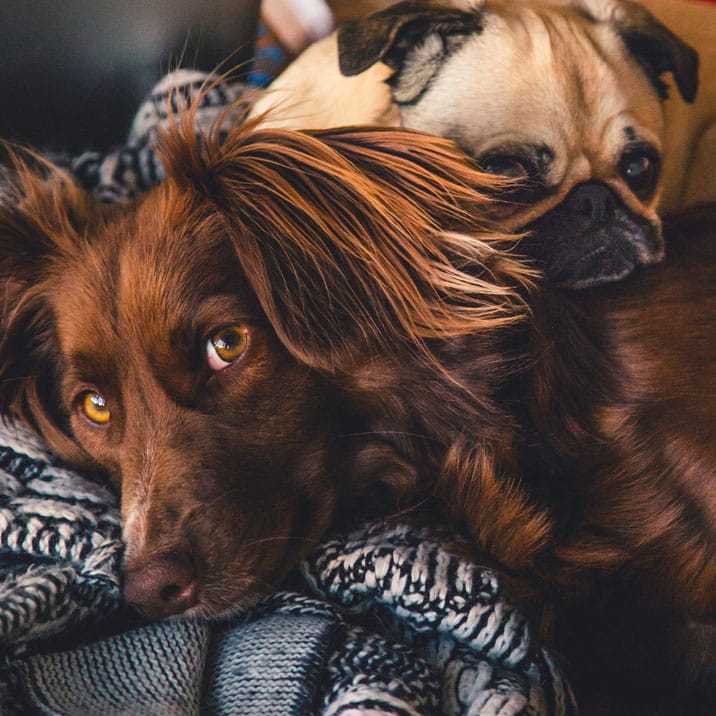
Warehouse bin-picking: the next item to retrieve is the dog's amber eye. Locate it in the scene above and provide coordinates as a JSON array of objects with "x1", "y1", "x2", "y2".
[
  {"x1": 206, "y1": 325, "x2": 249, "y2": 371},
  {"x1": 81, "y1": 391, "x2": 111, "y2": 425},
  {"x1": 620, "y1": 149, "x2": 659, "y2": 199}
]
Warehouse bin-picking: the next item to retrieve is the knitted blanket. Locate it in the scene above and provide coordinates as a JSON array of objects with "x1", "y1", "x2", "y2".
[{"x1": 0, "y1": 71, "x2": 577, "y2": 715}]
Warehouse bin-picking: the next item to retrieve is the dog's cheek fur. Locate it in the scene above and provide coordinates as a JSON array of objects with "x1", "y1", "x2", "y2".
[{"x1": 0, "y1": 286, "x2": 96, "y2": 470}]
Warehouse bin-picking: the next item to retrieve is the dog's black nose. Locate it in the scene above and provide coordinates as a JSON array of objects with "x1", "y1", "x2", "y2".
[
  {"x1": 123, "y1": 551, "x2": 198, "y2": 618},
  {"x1": 567, "y1": 182, "x2": 617, "y2": 226}
]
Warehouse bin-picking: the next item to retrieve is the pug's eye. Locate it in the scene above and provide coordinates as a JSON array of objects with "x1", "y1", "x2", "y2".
[
  {"x1": 80, "y1": 391, "x2": 111, "y2": 425},
  {"x1": 206, "y1": 325, "x2": 249, "y2": 371},
  {"x1": 620, "y1": 149, "x2": 659, "y2": 199},
  {"x1": 481, "y1": 156, "x2": 530, "y2": 181}
]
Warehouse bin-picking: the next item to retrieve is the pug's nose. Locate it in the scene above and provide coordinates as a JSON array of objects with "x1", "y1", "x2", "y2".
[
  {"x1": 567, "y1": 182, "x2": 617, "y2": 225},
  {"x1": 123, "y1": 552, "x2": 198, "y2": 618}
]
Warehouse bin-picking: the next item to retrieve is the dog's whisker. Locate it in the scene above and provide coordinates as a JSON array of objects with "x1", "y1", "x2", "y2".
[
  {"x1": 383, "y1": 496, "x2": 433, "y2": 520},
  {"x1": 240, "y1": 535, "x2": 317, "y2": 549},
  {"x1": 338, "y1": 430, "x2": 436, "y2": 442}
]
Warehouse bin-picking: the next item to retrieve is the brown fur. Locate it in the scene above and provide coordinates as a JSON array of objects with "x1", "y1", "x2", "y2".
[
  {"x1": 527, "y1": 210, "x2": 716, "y2": 619},
  {"x1": 0, "y1": 116, "x2": 713, "y2": 711},
  {"x1": 521, "y1": 207, "x2": 716, "y2": 712},
  {"x1": 0, "y1": 119, "x2": 532, "y2": 617}
]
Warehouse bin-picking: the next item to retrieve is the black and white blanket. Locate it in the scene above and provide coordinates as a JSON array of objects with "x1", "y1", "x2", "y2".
[{"x1": 0, "y1": 71, "x2": 576, "y2": 715}]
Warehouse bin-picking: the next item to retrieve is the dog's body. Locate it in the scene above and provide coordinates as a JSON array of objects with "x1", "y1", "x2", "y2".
[
  {"x1": 522, "y1": 207, "x2": 716, "y2": 711},
  {"x1": 0, "y1": 119, "x2": 713, "y2": 711},
  {"x1": 251, "y1": 0, "x2": 699, "y2": 290}
]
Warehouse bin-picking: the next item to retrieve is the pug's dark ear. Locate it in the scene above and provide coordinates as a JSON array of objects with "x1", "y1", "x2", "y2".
[
  {"x1": 338, "y1": 0, "x2": 482, "y2": 104},
  {"x1": 614, "y1": 0, "x2": 698, "y2": 103}
]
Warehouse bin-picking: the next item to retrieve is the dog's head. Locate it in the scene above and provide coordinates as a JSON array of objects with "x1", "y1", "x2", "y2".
[
  {"x1": 338, "y1": 0, "x2": 699, "y2": 288},
  {"x1": 0, "y1": 121, "x2": 531, "y2": 618}
]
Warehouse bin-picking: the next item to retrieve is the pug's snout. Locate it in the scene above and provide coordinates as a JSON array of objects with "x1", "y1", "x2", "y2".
[
  {"x1": 123, "y1": 551, "x2": 197, "y2": 618},
  {"x1": 567, "y1": 183, "x2": 617, "y2": 226}
]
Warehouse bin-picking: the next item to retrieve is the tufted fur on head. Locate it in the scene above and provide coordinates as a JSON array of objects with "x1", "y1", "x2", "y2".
[{"x1": 156, "y1": 103, "x2": 534, "y2": 371}]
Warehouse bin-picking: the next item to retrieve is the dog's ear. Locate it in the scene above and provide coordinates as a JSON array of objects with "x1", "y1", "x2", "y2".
[
  {"x1": 616, "y1": 0, "x2": 698, "y2": 102},
  {"x1": 0, "y1": 195, "x2": 56, "y2": 354},
  {"x1": 337, "y1": 0, "x2": 483, "y2": 104},
  {"x1": 0, "y1": 156, "x2": 91, "y2": 301},
  {"x1": 0, "y1": 159, "x2": 98, "y2": 467},
  {"x1": 160, "y1": 119, "x2": 533, "y2": 373},
  {"x1": 592, "y1": 0, "x2": 699, "y2": 102}
]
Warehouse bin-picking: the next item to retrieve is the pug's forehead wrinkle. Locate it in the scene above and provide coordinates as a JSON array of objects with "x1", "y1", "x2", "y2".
[
  {"x1": 599, "y1": 111, "x2": 663, "y2": 160},
  {"x1": 404, "y1": 23, "x2": 575, "y2": 131}
]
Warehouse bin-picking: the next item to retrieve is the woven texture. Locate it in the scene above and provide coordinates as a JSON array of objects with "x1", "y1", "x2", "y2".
[
  {"x1": 0, "y1": 421, "x2": 576, "y2": 715},
  {"x1": 0, "y1": 71, "x2": 577, "y2": 715}
]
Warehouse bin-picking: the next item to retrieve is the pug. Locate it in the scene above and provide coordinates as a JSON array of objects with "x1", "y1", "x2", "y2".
[{"x1": 250, "y1": 0, "x2": 699, "y2": 289}]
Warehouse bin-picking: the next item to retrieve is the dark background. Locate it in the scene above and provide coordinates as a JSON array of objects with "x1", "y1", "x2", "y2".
[{"x1": 0, "y1": 1, "x2": 260, "y2": 152}]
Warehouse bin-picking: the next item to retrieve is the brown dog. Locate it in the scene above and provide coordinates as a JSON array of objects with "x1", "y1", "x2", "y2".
[
  {"x1": 0, "y1": 123, "x2": 532, "y2": 616},
  {"x1": 0, "y1": 120, "x2": 713, "y2": 711}
]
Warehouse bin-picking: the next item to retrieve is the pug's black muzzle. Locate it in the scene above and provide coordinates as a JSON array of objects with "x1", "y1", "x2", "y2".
[{"x1": 522, "y1": 182, "x2": 664, "y2": 289}]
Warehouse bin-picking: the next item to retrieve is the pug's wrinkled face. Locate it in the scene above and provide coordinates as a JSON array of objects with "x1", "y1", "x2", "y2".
[{"x1": 338, "y1": 0, "x2": 698, "y2": 288}]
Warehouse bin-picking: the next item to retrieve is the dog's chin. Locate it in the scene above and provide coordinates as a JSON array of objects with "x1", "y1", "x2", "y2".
[{"x1": 545, "y1": 238, "x2": 641, "y2": 290}]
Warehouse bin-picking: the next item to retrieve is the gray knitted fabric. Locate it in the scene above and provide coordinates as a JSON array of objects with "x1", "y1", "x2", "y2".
[
  {"x1": 0, "y1": 71, "x2": 577, "y2": 715},
  {"x1": 65, "y1": 70, "x2": 252, "y2": 204},
  {"x1": 0, "y1": 417, "x2": 575, "y2": 715}
]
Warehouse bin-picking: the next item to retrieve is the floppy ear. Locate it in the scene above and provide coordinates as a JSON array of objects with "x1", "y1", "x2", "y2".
[
  {"x1": 337, "y1": 0, "x2": 483, "y2": 104},
  {"x1": 0, "y1": 192, "x2": 56, "y2": 347},
  {"x1": 615, "y1": 0, "x2": 698, "y2": 102},
  {"x1": 0, "y1": 155, "x2": 92, "y2": 301},
  {"x1": 602, "y1": 0, "x2": 699, "y2": 102},
  {"x1": 0, "y1": 202, "x2": 70, "y2": 456},
  {"x1": 0, "y1": 159, "x2": 98, "y2": 468},
  {"x1": 160, "y1": 116, "x2": 533, "y2": 373}
]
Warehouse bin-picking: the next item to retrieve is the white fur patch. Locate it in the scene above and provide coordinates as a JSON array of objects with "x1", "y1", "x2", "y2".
[
  {"x1": 122, "y1": 502, "x2": 148, "y2": 561},
  {"x1": 121, "y1": 440, "x2": 156, "y2": 562},
  {"x1": 393, "y1": 32, "x2": 447, "y2": 104}
]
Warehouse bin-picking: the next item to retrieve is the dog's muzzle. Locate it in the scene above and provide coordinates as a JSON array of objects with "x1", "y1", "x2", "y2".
[{"x1": 521, "y1": 182, "x2": 664, "y2": 290}]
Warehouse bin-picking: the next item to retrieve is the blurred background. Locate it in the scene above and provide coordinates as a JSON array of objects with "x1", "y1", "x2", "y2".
[
  {"x1": 0, "y1": 0, "x2": 711, "y2": 156},
  {"x1": 0, "y1": 0, "x2": 262, "y2": 152},
  {"x1": 0, "y1": 0, "x2": 400, "y2": 152}
]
